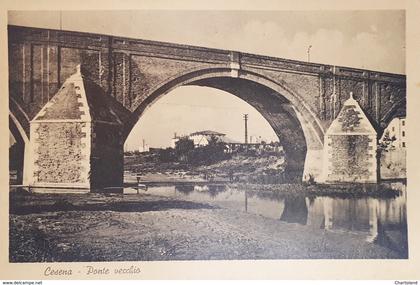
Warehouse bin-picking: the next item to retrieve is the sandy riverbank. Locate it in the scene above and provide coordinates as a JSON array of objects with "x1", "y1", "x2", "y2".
[{"x1": 9, "y1": 189, "x2": 404, "y2": 262}]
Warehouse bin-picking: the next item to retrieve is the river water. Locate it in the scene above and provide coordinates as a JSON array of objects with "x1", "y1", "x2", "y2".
[{"x1": 124, "y1": 182, "x2": 408, "y2": 257}]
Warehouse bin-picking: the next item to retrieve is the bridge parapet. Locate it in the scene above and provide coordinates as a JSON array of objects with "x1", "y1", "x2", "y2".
[{"x1": 9, "y1": 25, "x2": 406, "y2": 81}]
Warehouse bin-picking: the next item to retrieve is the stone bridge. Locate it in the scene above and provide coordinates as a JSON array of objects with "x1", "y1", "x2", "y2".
[{"x1": 8, "y1": 25, "x2": 406, "y2": 189}]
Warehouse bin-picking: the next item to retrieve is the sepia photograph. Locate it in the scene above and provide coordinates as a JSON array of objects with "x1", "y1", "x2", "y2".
[
  {"x1": 6, "y1": 9, "x2": 409, "y2": 263},
  {"x1": 2, "y1": 2, "x2": 420, "y2": 280}
]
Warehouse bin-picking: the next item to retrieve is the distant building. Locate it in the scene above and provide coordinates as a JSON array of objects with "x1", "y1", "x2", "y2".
[
  {"x1": 139, "y1": 143, "x2": 149, "y2": 153},
  {"x1": 172, "y1": 130, "x2": 237, "y2": 148},
  {"x1": 380, "y1": 117, "x2": 406, "y2": 179},
  {"x1": 170, "y1": 133, "x2": 180, "y2": 148},
  {"x1": 381, "y1": 117, "x2": 406, "y2": 148},
  {"x1": 136, "y1": 138, "x2": 150, "y2": 153},
  {"x1": 189, "y1": 130, "x2": 226, "y2": 147},
  {"x1": 171, "y1": 130, "x2": 283, "y2": 155}
]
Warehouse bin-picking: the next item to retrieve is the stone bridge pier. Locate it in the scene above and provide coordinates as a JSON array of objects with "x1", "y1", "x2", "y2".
[{"x1": 26, "y1": 66, "x2": 127, "y2": 189}]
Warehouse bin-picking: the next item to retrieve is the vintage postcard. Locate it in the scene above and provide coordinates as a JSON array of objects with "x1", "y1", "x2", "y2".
[{"x1": 1, "y1": 0, "x2": 420, "y2": 281}]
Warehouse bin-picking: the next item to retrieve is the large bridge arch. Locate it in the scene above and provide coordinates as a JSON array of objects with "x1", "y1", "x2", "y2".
[{"x1": 125, "y1": 67, "x2": 326, "y2": 181}]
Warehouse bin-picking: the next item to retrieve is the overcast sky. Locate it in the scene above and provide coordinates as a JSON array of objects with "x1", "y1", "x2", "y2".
[{"x1": 9, "y1": 10, "x2": 405, "y2": 150}]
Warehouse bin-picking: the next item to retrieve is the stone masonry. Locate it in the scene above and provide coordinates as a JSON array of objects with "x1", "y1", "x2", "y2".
[
  {"x1": 323, "y1": 92, "x2": 377, "y2": 183},
  {"x1": 29, "y1": 66, "x2": 124, "y2": 189}
]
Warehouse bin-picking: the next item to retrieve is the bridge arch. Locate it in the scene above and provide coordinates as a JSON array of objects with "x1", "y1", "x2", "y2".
[
  {"x1": 126, "y1": 67, "x2": 326, "y2": 181},
  {"x1": 9, "y1": 97, "x2": 30, "y2": 142},
  {"x1": 9, "y1": 112, "x2": 28, "y2": 185},
  {"x1": 380, "y1": 99, "x2": 406, "y2": 137}
]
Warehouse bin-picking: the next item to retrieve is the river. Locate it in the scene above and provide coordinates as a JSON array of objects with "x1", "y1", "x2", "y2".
[{"x1": 123, "y1": 182, "x2": 408, "y2": 257}]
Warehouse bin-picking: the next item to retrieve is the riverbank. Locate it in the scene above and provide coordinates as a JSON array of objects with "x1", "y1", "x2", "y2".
[
  {"x1": 9, "y1": 189, "x2": 405, "y2": 262},
  {"x1": 228, "y1": 181, "x2": 405, "y2": 198},
  {"x1": 123, "y1": 171, "x2": 405, "y2": 199},
  {"x1": 124, "y1": 151, "x2": 287, "y2": 184}
]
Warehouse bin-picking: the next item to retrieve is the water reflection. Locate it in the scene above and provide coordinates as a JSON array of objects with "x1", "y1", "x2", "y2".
[
  {"x1": 175, "y1": 184, "x2": 194, "y2": 195},
  {"x1": 191, "y1": 185, "x2": 227, "y2": 197},
  {"x1": 304, "y1": 192, "x2": 408, "y2": 256},
  {"x1": 280, "y1": 196, "x2": 308, "y2": 225},
  {"x1": 128, "y1": 182, "x2": 408, "y2": 257}
]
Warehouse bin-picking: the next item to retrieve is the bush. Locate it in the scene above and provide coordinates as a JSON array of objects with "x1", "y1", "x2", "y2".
[
  {"x1": 158, "y1": 148, "x2": 176, "y2": 163},
  {"x1": 188, "y1": 143, "x2": 230, "y2": 166}
]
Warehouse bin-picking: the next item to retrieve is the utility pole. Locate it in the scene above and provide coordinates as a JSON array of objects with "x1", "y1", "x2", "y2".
[
  {"x1": 59, "y1": 11, "x2": 62, "y2": 30},
  {"x1": 307, "y1": 45, "x2": 312, "y2": 62},
  {"x1": 243, "y1": 114, "x2": 248, "y2": 144}
]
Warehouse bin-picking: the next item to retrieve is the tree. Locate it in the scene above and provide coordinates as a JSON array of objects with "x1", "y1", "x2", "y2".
[
  {"x1": 175, "y1": 137, "x2": 195, "y2": 162},
  {"x1": 158, "y1": 148, "x2": 176, "y2": 162},
  {"x1": 207, "y1": 135, "x2": 220, "y2": 146},
  {"x1": 377, "y1": 130, "x2": 397, "y2": 182},
  {"x1": 379, "y1": 130, "x2": 396, "y2": 153}
]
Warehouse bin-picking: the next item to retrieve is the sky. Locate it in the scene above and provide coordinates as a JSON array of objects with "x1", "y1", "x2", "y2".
[
  {"x1": 8, "y1": 10, "x2": 405, "y2": 150},
  {"x1": 126, "y1": 87, "x2": 279, "y2": 149}
]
